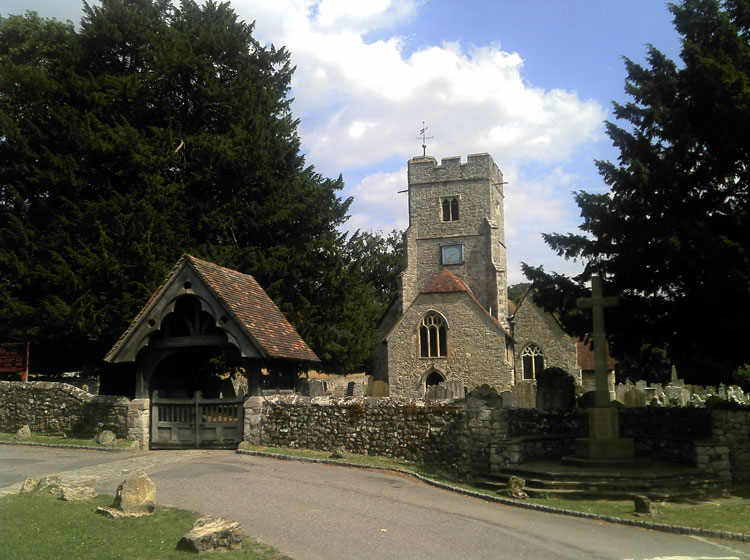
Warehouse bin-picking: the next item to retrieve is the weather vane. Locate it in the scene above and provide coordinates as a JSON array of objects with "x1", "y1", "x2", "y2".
[{"x1": 416, "y1": 121, "x2": 434, "y2": 156}]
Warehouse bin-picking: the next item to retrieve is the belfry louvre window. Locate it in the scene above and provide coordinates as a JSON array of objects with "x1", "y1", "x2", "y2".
[
  {"x1": 420, "y1": 313, "x2": 447, "y2": 358},
  {"x1": 442, "y1": 197, "x2": 459, "y2": 221},
  {"x1": 521, "y1": 344, "x2": 544, "y2": 380}
]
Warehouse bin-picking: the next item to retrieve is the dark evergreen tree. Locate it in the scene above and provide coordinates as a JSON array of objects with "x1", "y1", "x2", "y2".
[
  {"x1": 0, "y1": 1, "x2": 366, "y2": 374},
  {"x1": 523, "y1": 0, "x2": 750, "y2": 384}
]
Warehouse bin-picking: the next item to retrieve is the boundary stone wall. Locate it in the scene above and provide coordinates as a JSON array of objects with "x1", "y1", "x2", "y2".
[
  {"x1": 0, "y1": 380, "x2": 130, "y2": 440},
  {"x1": 244, "y1": 397, "x2": 750, "y2": 484}
]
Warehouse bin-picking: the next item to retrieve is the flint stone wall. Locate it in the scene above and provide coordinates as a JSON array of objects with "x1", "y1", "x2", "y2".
[
  {"x1": 245, "y1": 397, "x2": 750, "y2": 483},
  {"x1": 0, "y1": 381, "x2": 129, "y2": 439},
  {"x1": 245, "y1": 395, "x2": 510, "y2": 477}
]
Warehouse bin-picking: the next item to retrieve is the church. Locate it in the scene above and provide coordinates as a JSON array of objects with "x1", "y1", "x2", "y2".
[{"x1": 373, "y1": 153, "x2": 608, "y2": 398}]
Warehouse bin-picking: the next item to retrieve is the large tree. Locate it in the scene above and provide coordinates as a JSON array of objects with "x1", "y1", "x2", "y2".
[
  {"x1": 0, "y1": 1, "x2": 371, "y2": 374},
  {"x1": 523, "y1": 0, "x2": 750, "y2": 385}
]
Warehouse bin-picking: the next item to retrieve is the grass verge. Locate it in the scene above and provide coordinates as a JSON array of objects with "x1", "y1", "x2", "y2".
[
  {"x1": 0, "y1": 432, "x2": 131, "y2": 448},
  {"x1": 0, "y1": 492, "x2": 290, "y2": 560},
  {"x1": 242, "y1": 443, "x2": 750, "y2": 536}
]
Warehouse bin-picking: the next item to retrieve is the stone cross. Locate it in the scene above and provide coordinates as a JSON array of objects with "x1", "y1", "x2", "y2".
[{"x1": 576, "y1": 275, "x2": 618, "y2": 408}]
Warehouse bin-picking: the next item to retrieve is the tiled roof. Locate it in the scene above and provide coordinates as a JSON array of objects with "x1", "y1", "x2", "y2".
[
  {"x1": 105, "y1": 255, "x2": 319, "y2": 363},
  {"x1": 421, "y1": 268, "x2": 471, "y2": 293},
  {"x1": 576, "y1": 333, "x2": 615, "y2": 371},
  {"x1": 416, "y1": 268, "x2": 512, "y2": 339},
  {"x1": 185, "y1": 256, "x2": 319, "y2": 362}
]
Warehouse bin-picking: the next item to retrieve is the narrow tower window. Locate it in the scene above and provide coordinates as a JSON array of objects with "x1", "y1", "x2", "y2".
[{"x1": 441, "y1": 197, "x2": 459, "y2": 221}]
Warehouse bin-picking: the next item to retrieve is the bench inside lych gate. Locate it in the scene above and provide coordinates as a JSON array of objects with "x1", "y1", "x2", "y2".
[{"x1": 151, "y1": 390, "x2": 244, "y2": 449}]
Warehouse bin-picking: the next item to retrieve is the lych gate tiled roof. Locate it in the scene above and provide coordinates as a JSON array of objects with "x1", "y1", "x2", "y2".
[
  {"x1": 187, "y1": 256, "x2": 319, "y2": 362},
  {"x1": 105, "y1": 254, "x2": 319, "y2": 363}
]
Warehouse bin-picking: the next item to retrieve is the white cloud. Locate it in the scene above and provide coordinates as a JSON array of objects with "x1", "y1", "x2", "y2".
[
  {"x1": 346, "y1": 168, "x2": 408, "y2": 234},
  {"x1": 237, "y1": 0, "x2": 605, "y2": 180}
]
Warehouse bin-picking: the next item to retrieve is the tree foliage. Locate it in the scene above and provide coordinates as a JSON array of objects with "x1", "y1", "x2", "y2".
[
  {"x1": 0, "y1": 1, "x2": 395, "y2": 375},
  {"x1": 523, "y1": 0, "x2": 750, "y2": 385}
]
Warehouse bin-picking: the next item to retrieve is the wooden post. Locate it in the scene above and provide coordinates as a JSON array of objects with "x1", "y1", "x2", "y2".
[{"x1": 194, "y1": 391, "x2": 202, "y2": 449}]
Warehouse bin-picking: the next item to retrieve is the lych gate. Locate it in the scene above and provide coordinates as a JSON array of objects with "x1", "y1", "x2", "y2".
[{"x1": 104, "y1": 254, "x2": 319, "y2": 449}]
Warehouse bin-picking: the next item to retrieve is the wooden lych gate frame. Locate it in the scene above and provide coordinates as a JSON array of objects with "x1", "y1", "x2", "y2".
[
  {"x1": 150, "y1": 390, "x2": 244, "y2": 449},
  {"x1": 104, "y1": 255, "x2": 320, "y2": 450}
]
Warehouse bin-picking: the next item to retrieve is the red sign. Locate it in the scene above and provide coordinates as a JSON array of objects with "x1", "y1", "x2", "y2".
[{"x1": 0, "y1": 343, "x2": 27, "y2": 373}]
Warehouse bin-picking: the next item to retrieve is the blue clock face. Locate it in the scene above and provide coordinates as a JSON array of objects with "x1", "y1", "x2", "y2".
[{"x1": 442, "y1": 244, "x2": 463, "y2": 265}]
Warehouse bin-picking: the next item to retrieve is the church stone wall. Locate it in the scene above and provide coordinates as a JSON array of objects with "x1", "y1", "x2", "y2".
[
  {"x1": 387, "y1": 292, "x2": 513, "y2": 397},
  {"x1": 512, "y1": 293, "x2": 580, "y2": 382}
]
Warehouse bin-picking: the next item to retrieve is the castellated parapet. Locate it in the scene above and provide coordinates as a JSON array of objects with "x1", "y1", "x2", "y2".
[{"x1": 402, "y1": 153, "x2": 508, "y2": 321}]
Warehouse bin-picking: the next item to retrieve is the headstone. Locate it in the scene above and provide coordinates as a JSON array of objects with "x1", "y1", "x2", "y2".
[
  {"x1": 112, "y1": 471, "x2": 155, "y2": 514},
  {"x1": 624, "y1": 384, "x2": 647, "y2": 408},
  {"x1": 332, "y1": 385, "x2": 347, "y2": 398},
  {"x1": 177, "y1": 516, "x2": 244, "y2": 553},
  {"x1": 535, "y1": 368, "x2": 575, "y2": 410},
  {"x1": 424, "y1": 384, "x2": 448, "y2": 400},
  {"x1": 634, "y1": 495, "x2": 657, "y2": 516},
  {"x1": 296, "y1": 379, "x2": 310, "y2": 396},
  {"x1": 97, "y1": 430, "x2": 116, "y2": 446},
  {"x1": 309, "y1": 379, "x2": 326, "y2": 397},
  {"x1": 499, "y1": 391, "x2": 513, "y2": 408},
  {"x1": 16, "y1": 424, "x2": 31, "y2": 439},
  {"x1": 444, "y1": 379, "x2": 465, "y2": 399},
  {"x1": 512, "y1": 380, "x2": 536, "y2": 408},
  {"x1": 368, "y1": 380, "x2": 389, "y2": 397}
]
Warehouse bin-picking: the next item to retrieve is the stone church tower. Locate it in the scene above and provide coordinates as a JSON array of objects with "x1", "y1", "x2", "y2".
[
  {"x1": 400, "y1": 153, "x2": 509, "y2": 321},
  {"x1": 374, "y1": 154, "x2": 516, "y2": 397},
  {"x1": 374, "y1": 151, "x2": 587, "y2": 399}
]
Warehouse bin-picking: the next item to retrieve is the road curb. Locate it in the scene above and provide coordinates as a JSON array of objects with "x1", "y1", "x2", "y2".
[
  {"x1": 0, "y1": 440, "x2": 131, "y2": 453},
  {"x1": 236, "y1": 449, "x2": 750, "y2": 544}
]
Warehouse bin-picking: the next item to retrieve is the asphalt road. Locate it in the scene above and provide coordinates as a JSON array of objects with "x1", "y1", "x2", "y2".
[{"x1": 1, "y1": 445, "x2": 748, "y2": 560}]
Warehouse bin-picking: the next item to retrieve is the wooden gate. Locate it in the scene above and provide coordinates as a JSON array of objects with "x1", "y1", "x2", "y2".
[{"x1": 150, "y1": 391, "x2": 244, "y2": 449}]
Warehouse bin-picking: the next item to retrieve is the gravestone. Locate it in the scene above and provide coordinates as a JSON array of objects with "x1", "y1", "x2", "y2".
[
  {"x1": 444, "y1": 379, "x2": 465, "y2": 399},
  {"x1": 296, "y1": 379, "x2": 310, "y2": 396},
  {"x1": 309, "y1": 380, "x2": 326, "y2": 397},
  {"x1": 624, "y1": 384, "x2": 647, "y2": 408},
  {"x1": 498, "y1": 390, "x2": 513, "y2": 408},
  {"x1": 512, "y1": 380, "x2": 536, "y2": 408},
  {"x1": 424, "y1": 384, "x2": 448, "y2": 401},
  {"x1": 535, "y1": 368, "x2": 575, "y2": 410},
  {"x1": 368, "y1": 380, "x2": 389, "y2": 397}
]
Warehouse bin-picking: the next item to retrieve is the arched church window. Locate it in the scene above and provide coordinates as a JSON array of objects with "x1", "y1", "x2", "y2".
[
  {"x1": 442, "y1": 197, "x2": 459, "y2": 221},
  {"x1": 419, "y1": 313, "x2": 447, "y2": 358},
  {"x1": 521, "y1": 344, "x2": 544, "y2": 380}
]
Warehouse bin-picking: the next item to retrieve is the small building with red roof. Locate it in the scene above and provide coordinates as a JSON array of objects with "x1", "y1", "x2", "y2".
[{"x1": 105, "y1": 254, "x2": 319, "y2": 400}]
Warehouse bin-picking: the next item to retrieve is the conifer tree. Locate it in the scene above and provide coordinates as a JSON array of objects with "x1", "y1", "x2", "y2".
[
  {"x1": 0, "y1": 1, "x2": 368, "y2": 374},
  {"x1": 523, "y1": 0, "x2": 750, "y2": 384}
]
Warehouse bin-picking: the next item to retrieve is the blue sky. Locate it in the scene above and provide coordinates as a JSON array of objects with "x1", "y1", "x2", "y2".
[{"x1": 1, "y1": 0, "x2": 683, "y2": 283}]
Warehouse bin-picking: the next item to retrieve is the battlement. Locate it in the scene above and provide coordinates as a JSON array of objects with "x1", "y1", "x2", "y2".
[{"x1": 408, "y1": 153, "x2": 501, "y2": 186}]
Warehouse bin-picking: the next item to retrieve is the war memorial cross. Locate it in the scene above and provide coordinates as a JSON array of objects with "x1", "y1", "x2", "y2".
[{"x1": 576, "y1": 275, "x2": 618, "y2": 408}]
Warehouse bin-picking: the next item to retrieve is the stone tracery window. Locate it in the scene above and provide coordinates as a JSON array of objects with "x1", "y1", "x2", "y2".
[
  {"x1": 521, "y1": 344, "x2": 544, "y2": 380},
  {"x1": 419, "y1": 312, "x2": 447, "y2": 358},
  {"x1": 442, "y1": 197, "x2": 459, "y2": 221}
]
